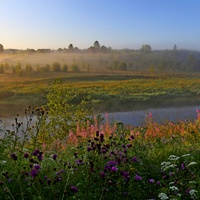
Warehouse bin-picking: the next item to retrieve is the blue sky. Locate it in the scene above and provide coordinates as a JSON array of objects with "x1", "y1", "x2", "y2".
[{"x1": 0, "y1": 0, "x2": 200, "y2": 50}]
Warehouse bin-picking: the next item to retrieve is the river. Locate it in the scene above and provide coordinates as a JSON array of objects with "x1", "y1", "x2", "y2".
[{"x1": 1, "y1": 105, "x2": 200, "y2": 131}]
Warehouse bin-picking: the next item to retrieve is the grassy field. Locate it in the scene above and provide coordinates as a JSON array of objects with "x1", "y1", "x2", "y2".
[
  {"x1": 0, "y1": 53, "x2": 200, "y2": 199},
  {"x1": 0, "y1": 70, "x2": 200, "y2": 116}
]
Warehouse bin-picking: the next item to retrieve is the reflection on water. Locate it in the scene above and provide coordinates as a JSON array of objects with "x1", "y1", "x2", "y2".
[
  {"x1": 1, "y1": 105, "x2": 200, "y2": 130},
  {"x1": 104, "y1": 106, "x2": 200, "y2": 126}
]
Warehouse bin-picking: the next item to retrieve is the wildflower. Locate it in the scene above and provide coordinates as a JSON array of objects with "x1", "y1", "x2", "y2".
[
  {"x1": 8, "y1": 178, "x2": 12, "y2": 183},
  {"x1": 168, "y1": 155, "x2": 180, "y2": 161},
  {"x1": 34, "y1": 164, "x2": 40, "y2": 171},
  {"x1": 32, "y1": 149, "x2": 40, "y2": 156},
  {"x1": 87, "y1": 146, "x2": 92, "y2": 151},
  {"x1": 52, "y1": 154, "x2": 57, "y2": 160},
  {"x1": 182, "y1": 154, "x2": 191, "y2": 157},
  {"x1": 70, "y1": 185, "x2": 78, "y2": 193},
  {"x1": 148, "y1": 112, "x2": 152, "y2": 118},
  {"x1": 76, "y1": 159, "x2": 84, "y2": 165},
  {"x1": 149, "y1": 179, "x2": 154, "y2": 184},
  {"x1": 23, "y1": 153, "x2": 29, "y2": 158},
  {"x1": 181, "y1": 163, "x2": 185, "y2": 170},
  {"x1": 187, "y1": 162, "x2": 197, "y2": 167},
  {"x1": 30, "y1": 169, "x2": 38, "y2": 178},
  {"x1": 100, "y1": 171, "x2": 106, "y2": 178},
  {"x1": 169, "y1": 186, "x2": 179, "y2": 191},
  {"x1": 134, "y1": 174, "x2": 142, "y2": 181},
  {"x1": 130, "y1": 135, "x2": 134, "y2": 139},
  {"x1": 111, "y1": 166, "x2": 118, "y2": 172},
  {"x1": 189, "y1": 189, "x2": 198, "y2": 199},
  {"x1": 10, "y1": 153, "x2": 17, "y2": 160},
  {"x1": 158, "y1": 192, "x2": 169, "y2": 200},
  {"x1": 121, "y1": 171, "x2": 130, "y2": 181},
  {"x1": 132, "y1": 157, "x2": 138, "y2": 162},
  {"x1": 100, "y1": 133, "x2": 104, "y2": 142},
  {"x1": 156, "y1": 181, "x2": 161, "y2": 186}
]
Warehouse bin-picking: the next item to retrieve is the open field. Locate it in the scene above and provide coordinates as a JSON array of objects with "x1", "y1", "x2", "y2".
[{"x1": 0, "y1": 69, "x2": 200, "y2": 117}]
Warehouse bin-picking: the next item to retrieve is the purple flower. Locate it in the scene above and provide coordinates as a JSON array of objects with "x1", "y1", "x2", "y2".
[
  {"x1": 76, "y1": 159, "x2": 84, "y2": 165},
  {"x1": 100, "y1": 171, "x2": 106, "y2": 178},
  {"x1": 32, "y1": 149, "x2": 40, "y2": 156},
  {"x1": 10, "y1": 153, "x2": 17, "y2": 160},
  {"x1": 34, "y1": 164, "x2": 40, "y2": 170},
  {"x1": 100, "y1": 134, "x2": 104, "y2": 142},
  {"x1": 149, "y1": 179, "x2": 154, "y2": 183},
  {"x1": 30, "y1": 169, "x2": 38, "y2": 178},
  {"x1": 121, "y1": 171, "x2": 130, "y2": 181},
  {"x1": 134, "y1": 174, "x2": 142, "y2": 181},
  {"x1": 70, "y1": 185, "x2": 78, "y2": 193},
  {"x1": 130, "y1": 135, "x2": 135, "y2": 139},
  {"x1": 52, "y1": 154, "x2": 57, "y2": 160},
  {"x1": 132, "y1": 157, "x2": 138, "y2": 162},
  {"x1": 87, "y1": 146, "x2": 92, "y2": 151},
  {"x1": 23, "y1": 153, "x2": 29, "y2": 158},
  {"x1": 156, "y1": 181, "x2": 161, "y2": 186},
  {"x1": 111, "y1": 166, "x2": 118, "y2": 172},
  {"x1": 8, "y1": 178, "x2": 12, "y2": 183},
  {"x1": 181, "y1": 163, "x2": 185, "y2": 170}
]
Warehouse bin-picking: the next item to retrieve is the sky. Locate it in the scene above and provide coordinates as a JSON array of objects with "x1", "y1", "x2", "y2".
[{"x1": 0, "y1": 0, "x2": 200, "y2": 50}]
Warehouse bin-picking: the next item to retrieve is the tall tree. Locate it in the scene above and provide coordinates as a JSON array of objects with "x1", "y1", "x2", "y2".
[
  {"x1": 68, "y1": 44, "x2": 74, "y2": 51},
  {"x1": 140, "y1": 44, "x2": 151, "y2": 54},
  {"x1": 94, "y1": 41, "x2": 100, "y2": 49}
]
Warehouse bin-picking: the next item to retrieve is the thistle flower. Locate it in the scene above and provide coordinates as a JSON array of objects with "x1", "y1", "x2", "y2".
[
  {"x1": 10, "y1": 153, "x2": 17, "y2": 160},
  {"x1": 70, "y1": 185, "x2": 78, "y2": 193},
  {"x1": 52, "y1": 154, "x2": 57, "y2": 160},
  {"x1": 23, "y1": 153, "x2": 29, "y2": 158},
  {"x1": 134, "y1": 174, "x2": 142, "y2": 181},
  {"x1": 149, "y1": 179, "x2": 154, "y2": 184}
]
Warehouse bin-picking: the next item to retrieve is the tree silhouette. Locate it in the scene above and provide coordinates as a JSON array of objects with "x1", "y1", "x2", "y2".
[{"x1": 94, "y1": 41, "x2": 100, "y2": 49}]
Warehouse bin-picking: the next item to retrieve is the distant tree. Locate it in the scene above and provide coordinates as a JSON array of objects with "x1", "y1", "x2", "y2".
[
  {"x1": 140, "y1": 44, "x2": 152, "y2": 54},
  {"x1": 94, "y1": 41, "x2": 100, "y2": 49},
  {"x1": 71, "y1": 64, "x2": 79, "y2": 72},
  {"x1": 44, "y1": 64, "x2": 50, "y2": 72},
  {"x1": 25, "y1": 63, "x2": 33, "y2": 74},
  {"x1": 173, "y1": 44, "x2": 177, "y2": 51},
  {"x1": 0, "y1": 44, "x2": 4, "y2": 53},
  {"x1": 62, "y1": 64, "x2": 68, "y2": 72},
  {"x1": 100, "y1": 45, "x2": 109, "y2": 53},
  {"x1": 68, "y1": 44, "x2": 74, "y2": 51},
  {"x1": 118, "y1": 62, "x2": 127, "y2": 71},
  {"x1": 87, "y1": 46, "x2": 96, "y2": 54},
  {"x1": 52, "y1": 62, "x2": 61, "y2": 72}
]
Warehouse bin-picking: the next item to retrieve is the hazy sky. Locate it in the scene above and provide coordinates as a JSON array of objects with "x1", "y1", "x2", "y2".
[{"x1": 1, "y1": 0, "x2": 200, "y2": 50}]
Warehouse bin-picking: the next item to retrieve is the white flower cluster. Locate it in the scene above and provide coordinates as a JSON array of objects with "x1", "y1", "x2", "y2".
[
  {"x1": 158, "y1": 193, "x2": 169, "y2": 200},
  {"x1": 161, "y1": 161, "x2": 177, "y2": 171},
  {"x1": 189, "y1": 189, "x2": 198, "y2": 200},
  {"x1": 168, "y1": 155, "x2": 180, "y2": 161}
]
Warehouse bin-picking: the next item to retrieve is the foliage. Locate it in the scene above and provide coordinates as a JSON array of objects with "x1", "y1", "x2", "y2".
[{"x1": 46, "y1": 78, "x2": 93, "y2": 142}]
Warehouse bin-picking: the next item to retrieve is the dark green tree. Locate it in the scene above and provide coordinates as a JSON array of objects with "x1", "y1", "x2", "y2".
[
  {"x1": 94, "y1": 41, "x2": 100, "y2": 49},
  {"x1": 52, "y1": 62, "x2": 61, "y2": 72},
  {"x1": 68, "y1": 44, "x2": 74, "y2": 51},
  {"x1": 140, "y1": 44, "x2": 152, "y2": 54}
]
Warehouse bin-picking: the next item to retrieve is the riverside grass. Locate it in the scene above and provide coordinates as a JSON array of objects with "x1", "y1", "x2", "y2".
[{"x1": 0, "y1": 107, "x2": 200, "y2": 199}]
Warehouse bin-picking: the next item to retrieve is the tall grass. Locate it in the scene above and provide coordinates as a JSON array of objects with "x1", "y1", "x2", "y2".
[{"x1": 0, "y1": 106, "x2": 200, "y2": 199}]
